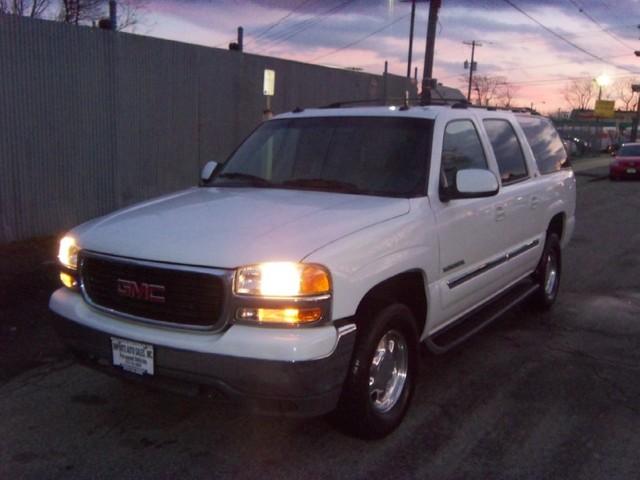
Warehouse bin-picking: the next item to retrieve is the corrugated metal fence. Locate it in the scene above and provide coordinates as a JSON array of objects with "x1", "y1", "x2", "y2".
[{"x1": 0, "y1": 15, "x2": 415, "y2": 243}]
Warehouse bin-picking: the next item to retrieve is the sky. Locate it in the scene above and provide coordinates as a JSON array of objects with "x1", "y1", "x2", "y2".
[{"x1": 134, "y1": 0, "x2": 640, "y2": 112}]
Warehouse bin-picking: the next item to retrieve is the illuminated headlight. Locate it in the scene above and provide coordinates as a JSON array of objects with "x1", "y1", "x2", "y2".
[
  {"x1": 233, "y1": 263, "x2": 331, "y2": 326},
  {"x1": 58, "y1": 236, "x2": 79, "y2": 270},
  {"x1": 234, "y1": 262, "x2": 331, "y2": 297}
]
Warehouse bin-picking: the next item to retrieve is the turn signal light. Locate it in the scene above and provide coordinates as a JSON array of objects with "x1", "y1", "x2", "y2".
[
  {"x1": 236, "y1": 307, "x2": 323, "y2": 325},
  {"x1": 60, "y1": 272, "x2": 77, "y2": 289}
]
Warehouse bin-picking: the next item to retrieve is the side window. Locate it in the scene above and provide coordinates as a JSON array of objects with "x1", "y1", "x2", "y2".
[
  {"x1": 441, "y1": 120, "x2": 488, "y2": 187},
  {"x1": 516, "y1": 116, "x2": 569, "y2": 174},
  {"x1": 483, "y1": 119, "x2": 528, "y2": 184}
]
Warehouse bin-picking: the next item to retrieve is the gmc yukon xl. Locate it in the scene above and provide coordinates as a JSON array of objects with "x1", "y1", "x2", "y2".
[{"x1": 51, "y1": 105, "x2": 576, "y2": 438}]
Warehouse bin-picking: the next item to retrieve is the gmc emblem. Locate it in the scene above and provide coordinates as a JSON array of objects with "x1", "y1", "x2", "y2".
[{"x1": 117, "y1": 279, "x2": 166, "y2": 303}]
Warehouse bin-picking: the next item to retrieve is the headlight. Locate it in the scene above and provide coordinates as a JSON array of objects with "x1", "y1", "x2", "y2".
[
  {"x1": 234, "y1": 262, "x2": 331, "y2": 297},
  {"x1": 233, "y1": 262, "x2": 331, "y2": 326},
  {"x1": 58, "y1": 236, "x2": 79, "y2": 270}
]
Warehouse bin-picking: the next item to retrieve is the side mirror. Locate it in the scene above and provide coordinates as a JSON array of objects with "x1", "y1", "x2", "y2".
[
  {"x1": 441, "y1": 169, "x2": 499, "y2": 201},
  {"x1": 200, "y1": 161, "x2": 218, "y2": 183}
]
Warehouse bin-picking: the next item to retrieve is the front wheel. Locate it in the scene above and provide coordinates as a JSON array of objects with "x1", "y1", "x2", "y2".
[
  {"x1": 334, "y1": 303, "x2": 419, "y2": 439},
  {"x1": 531, "y1": 233, "x2": 561, "y2": 310}
]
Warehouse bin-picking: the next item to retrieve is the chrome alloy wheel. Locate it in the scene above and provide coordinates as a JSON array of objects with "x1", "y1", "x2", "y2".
[
  {"x1": 544, "y1": 252, "x2": 558, "y2": 296},
  {"x1": 368, "y1": 329, "x2": 409, "y2": 413}
]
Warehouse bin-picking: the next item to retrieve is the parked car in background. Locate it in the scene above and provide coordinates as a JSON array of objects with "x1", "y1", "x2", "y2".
[
  {"x1": 562, "y1": 136, "x2": 590, "y2": 156},
  {"x1": 562, "y1": 138, "x2": 578, "y2": 157},
  {"x1": 610, "y1": 143, "x2": 640, "y2": 180}
]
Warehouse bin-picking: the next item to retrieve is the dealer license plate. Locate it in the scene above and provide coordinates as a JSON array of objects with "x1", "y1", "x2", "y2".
[
  {"x1": 111, "y1": 337, "x2": 154, "y2": 375},
  {"x1": 626, "y1": 168, "x2": 637, "y2": 174}
]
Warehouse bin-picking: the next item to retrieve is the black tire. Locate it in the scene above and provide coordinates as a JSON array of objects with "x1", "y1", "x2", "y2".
[
  {"x1": 531, "y1": 233, "x2": 561, "y2": 310},
  {"x1": 334, "y1": 303, "x2": 419, "y2": 439}
]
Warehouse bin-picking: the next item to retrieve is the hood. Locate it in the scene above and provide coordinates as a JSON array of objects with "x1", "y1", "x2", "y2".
[{"x1": 72, "y1": 187, "x2": 410, "y2": 268}]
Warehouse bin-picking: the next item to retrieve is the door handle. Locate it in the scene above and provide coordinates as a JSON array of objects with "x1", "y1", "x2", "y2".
[
  {"x1": 495, "y1": 205, "x2": 506, "y2": 221},
  {"x1": 530, "y1": 196, "x2": 539, "y2": 209}
]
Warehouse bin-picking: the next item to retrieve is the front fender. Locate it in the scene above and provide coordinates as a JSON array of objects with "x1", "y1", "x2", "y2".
[{"x1": 303, "y1": 211, "x2": 438, "y2": 321}]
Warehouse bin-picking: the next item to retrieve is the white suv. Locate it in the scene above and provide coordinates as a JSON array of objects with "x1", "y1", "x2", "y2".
[{"x1": 51, "y1": 104, "x2": 575, "y2": 438}]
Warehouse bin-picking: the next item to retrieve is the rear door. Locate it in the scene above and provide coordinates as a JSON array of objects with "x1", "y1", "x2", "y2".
[{"x1": 482, "y1": 117, "x2": 542, "y2": 282}]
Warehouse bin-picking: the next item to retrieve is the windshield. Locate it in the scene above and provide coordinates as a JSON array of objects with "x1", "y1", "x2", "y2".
[
  {"x1": 206, "y1": 116, "x2": 432, "y2": 197},
  {"x1": 617, "y1": 145, "x2": 640, "y2": 157}
]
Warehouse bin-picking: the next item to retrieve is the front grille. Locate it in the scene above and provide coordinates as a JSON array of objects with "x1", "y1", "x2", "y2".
[{"x1": 80, "y1": 253, "x2": 226, "y2": 329}]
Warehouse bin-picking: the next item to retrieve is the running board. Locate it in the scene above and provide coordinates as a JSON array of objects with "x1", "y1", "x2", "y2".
[{"x1": 425, "y1": 279, "x2": 539, "y2": 354}]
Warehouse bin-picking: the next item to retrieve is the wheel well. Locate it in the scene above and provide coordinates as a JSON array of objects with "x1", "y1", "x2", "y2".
[
  {"x1": 548, "y1": 213, "x2": 564, "y2": 241},
  {"x1": 355, "y1": 271, "x2": 427, "y2": 337}
]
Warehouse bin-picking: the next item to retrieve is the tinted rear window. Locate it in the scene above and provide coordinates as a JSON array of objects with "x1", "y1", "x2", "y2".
[
  {"x1": 516, "y1": 116, "x2": 569, "y2": 174},
  {"x1": 483, "y1": 119, "x2": 528, "y2": 184}
]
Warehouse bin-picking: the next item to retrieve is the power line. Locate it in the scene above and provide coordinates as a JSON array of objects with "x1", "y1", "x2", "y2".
[
  {"x1": 565, "y1": 0, "x2": 636, "y2": 51},
  {"x1": 309, "y1": 13, "x2": 411, "y2": 63},
  {"x1": 255, "y1": 0, "x2": 356, "y2": 54},
  {"x1": 508, "y1": 74, "x2": 630, "y2": 86},
  {"x1": 501, "y1": 0, "x2": 640, "y2": 75},
  {"x1": 245, "y1": 0, "x2": 317, "y2": 48},
  {"x1": 438, "y1": 53, "x2": 636, "y2": 82}
]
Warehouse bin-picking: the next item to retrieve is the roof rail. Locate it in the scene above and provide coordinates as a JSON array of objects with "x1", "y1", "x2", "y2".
[
  {"x1": 451, "y1": 101, "x2": 470, "y2": 109},
  {"x1": 319, "y1": 96, "x2": 463, "y2": 109},
  {"x1": 321, "y1": 98, "x2": 390, "y2": 109}
]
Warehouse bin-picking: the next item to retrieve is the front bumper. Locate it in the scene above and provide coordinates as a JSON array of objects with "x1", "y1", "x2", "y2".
[{"x1": 50, "y1": 289, "x2": 356, "y2": 417}]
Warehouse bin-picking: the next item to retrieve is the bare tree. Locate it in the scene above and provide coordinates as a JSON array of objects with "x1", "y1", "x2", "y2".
[
  {"x1": 468, "y1": 75, "x2": 507, "y2": 106},
  {"x1": 116, "y1": 0, "x2": 149, "y2": 32},
  {"x1": 496, "y1": 82, "x2": 519, "y2": 108},
  {"x1": 58, "y1": 0, "x2": 103, "y2": 25},
  {"x1": 563, "y1": 79, "x2": 595, "y2": 110},
  {"x1": 0, "y1": 0, "x2": 50, "y2": 18},
  {"x1": 613, "y1": 78, "x2": 637, "y2": 111},
  {"x1": 57, "y1": 0, "x2": 148, "y2": 30}
]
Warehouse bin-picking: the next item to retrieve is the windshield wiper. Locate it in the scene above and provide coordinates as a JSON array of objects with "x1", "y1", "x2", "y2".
[
  {"x1": 215, "y1": 172, "x2": 273, "y2": 186},
  {"x1": 281, "y1": 178, "x2": 361, "y2": 193}
]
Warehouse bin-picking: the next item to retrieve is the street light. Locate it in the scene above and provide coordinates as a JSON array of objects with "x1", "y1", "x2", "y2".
[{"x1": 595, "y1": 74, "x2": 611, "y2": 100}]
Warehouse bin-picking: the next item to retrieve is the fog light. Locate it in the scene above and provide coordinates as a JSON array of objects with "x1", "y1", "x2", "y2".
[
  {"x1": 236, "y1": 307, "x2": 322, "y2": 325},
  {"x1": 60, "y1": 272, "x2": 77, "y2": 289}
]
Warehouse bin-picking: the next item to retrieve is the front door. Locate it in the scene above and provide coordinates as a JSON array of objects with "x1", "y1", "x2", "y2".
[{"x1": 431, "y1": 118, "x2": 510, "y2": 329}]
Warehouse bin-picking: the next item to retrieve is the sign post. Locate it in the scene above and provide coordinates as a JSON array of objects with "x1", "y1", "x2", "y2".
[
  {"x1": 263, "y1": 69, "x2": 276, "y2": 178},
  {"x1": 263, "y1": 69, "x2": 275, "y2": 120}
]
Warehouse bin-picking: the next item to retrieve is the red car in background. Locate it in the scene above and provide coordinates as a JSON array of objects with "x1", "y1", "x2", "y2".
[{"x1": 610, "y1": 143, "x2": 640, "y2": 180}]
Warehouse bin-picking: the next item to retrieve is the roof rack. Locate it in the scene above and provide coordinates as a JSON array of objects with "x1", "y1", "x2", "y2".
[
  {"x1": 319, "y1": 96, "x2": 464, "y2": 109},
  {"x1": 291, "y1": 98, "x2": 542, "y2": 115},
  {"x1": 455, "y1": 104, "x2": 541, "y2": 115}
]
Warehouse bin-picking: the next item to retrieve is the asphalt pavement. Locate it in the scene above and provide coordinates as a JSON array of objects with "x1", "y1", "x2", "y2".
[{"x1": 1, "y1": 156, "x2": 639, "y2": 480}]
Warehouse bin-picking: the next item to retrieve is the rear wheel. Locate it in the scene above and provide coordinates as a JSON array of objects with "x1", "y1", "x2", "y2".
[
  {"x1": 334, "y1": 303, "x2": 418, "y2": 439},
  {"x1": 531, "y1": 233, "x2": 561, "y2": 310}
]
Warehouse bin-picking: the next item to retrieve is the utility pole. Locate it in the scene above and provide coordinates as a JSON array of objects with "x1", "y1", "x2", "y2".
[
  {"x1": 406, "y1": 0, "x2": 416, "y2": 78},
  {"x1": 631, "y1": 84, "x2": 640, "y2": 142},
  {"x1": 383, "y1": 61, "x2": 389, "y2": 104},
  {"x1": 109, "y1": 0, "x2": 117, "y2": 31},
  {"x1": 463, "y1": 40, "x2": 481, "y2": 102},
  {"x1": 420, "y1": 0, "x2": 442, "y2": 105}
]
